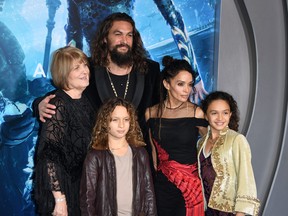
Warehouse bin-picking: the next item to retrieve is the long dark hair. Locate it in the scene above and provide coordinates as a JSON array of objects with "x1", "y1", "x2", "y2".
[
  {"x1": 90, "y1": 12, "x2": 148, "y2": 74},
  {"x1": 157, "y1": 55, "x2": 196, "y2": 117},
  {"x1": 201, "y1": 91, "x2": 240, "y2": 131}
]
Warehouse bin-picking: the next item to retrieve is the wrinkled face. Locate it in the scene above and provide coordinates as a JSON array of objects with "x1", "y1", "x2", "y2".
[
  {"x1": 108, "y1": 105, "x2": 130, "y2": 141},
  {"x1": 67, "y1": 60, "x2": 89, "y2": 91},
  {"x1": 205, "y1": 99, "x2": 232, "y2": 133},
  {"x1": 106, "y1": 21, "x2": 133, "y2": 65},
  {"x1": 164, "y1": 70, "x2": 193, "y2": 104}
]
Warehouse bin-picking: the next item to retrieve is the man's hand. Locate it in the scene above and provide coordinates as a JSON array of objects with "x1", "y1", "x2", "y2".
[
  {"x1": 191, "y1": 80, "x2": 208, "y2": 104},
  {"x1": 38, "y1": 94, "x2": 56, "y2": 122}
]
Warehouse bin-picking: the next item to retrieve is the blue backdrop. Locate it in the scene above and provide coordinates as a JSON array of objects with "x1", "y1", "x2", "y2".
[{"x1": 0, "y1": 0, "x2": 219, "y2": 215}]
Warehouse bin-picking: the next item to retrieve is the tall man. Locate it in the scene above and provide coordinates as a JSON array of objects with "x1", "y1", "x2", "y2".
[
  {"x1": 65, "y1": 0, "x2": 209, "y2": 103},
  {"x1": 36, "y1": 12, "x2": 160, "y2": 144}
]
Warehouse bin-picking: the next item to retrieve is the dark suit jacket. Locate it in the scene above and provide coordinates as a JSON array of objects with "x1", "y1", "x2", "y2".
[{"x1": 84, "y1": 59, "x2": 160, "y2": 134}]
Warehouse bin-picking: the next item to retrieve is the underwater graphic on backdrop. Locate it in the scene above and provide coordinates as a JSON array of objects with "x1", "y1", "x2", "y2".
[{"x1": 0, "y1": 0, "x2": 219, "y2": 214}]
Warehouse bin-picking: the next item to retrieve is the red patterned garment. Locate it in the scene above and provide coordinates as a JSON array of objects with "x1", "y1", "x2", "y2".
[{"x1": 154, "y1": 140, "x2": 204, "y2": 216}]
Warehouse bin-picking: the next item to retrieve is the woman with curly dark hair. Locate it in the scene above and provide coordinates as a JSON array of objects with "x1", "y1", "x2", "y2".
[
  {"x1": 198, "y1": 91, "x2": 260, "y2": 215},
  {"x1": 80, "y1": 97, "x2": 157, "y2": 215}
]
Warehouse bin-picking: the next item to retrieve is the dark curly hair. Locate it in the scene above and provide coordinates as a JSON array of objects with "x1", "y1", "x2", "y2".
[
  {"x1": 90, "y1": 12, "x2": 148, "y2": 74},
  {"x1": 91, "y1": 97, "x2": 145, "y2": 150},
  {"x1": 201, "y1": 91, "x2": 240, "y2": 131},
  {"x1": 156, "y1": 55, "x2": 196, "y2": 116}
]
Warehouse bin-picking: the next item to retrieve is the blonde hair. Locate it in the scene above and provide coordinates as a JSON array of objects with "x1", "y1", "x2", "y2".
[
  {"x1": 50, "y1": 46, "x2": 89, "y2": 90},
  {"x1": 91, "y1": 98, "x2": 145, "y2": 150}
]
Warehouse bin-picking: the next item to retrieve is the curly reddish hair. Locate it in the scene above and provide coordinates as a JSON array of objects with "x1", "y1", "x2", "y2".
[{"x1": 91, "y1": 97, "x2": 145, "y2": 150}]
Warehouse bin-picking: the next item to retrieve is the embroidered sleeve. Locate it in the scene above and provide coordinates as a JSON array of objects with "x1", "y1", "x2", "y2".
[{"x1": 232, "y1": 134, "x2": 261, "y2": 215}]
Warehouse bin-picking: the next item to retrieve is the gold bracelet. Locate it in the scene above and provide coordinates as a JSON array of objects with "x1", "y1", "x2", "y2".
[{"x1": 55, "y1": 197, "x2": 66, "y2": 202}]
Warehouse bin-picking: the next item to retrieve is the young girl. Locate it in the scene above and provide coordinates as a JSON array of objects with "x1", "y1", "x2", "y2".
[
  {"x1": 197, "y1": 91, "x2": 260, "y2": 215},
  {"x1": 80, "y1": 97, "x2": 157, "y2": 215}
]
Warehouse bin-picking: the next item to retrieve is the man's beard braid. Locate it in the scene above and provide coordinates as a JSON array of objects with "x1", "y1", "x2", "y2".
[{"x1": 110, "y1": 44, "x2": 133, "y2": 66}]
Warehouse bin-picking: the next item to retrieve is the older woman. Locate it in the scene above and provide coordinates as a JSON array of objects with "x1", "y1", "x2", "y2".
[{"x1": 33, "y1": 46, "x2": 95, "y2": 216}]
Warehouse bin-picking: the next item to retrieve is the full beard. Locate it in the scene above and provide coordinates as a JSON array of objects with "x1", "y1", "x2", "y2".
[{"x1": 109, "y1": 44, "x2": 133, "y2": 66}]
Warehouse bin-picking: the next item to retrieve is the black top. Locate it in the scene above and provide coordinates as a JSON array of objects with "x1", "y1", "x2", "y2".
[
  {"x1": 106, "y1": 70, "x2": 136, "y2": 101},
  {"x1": 84, "y1": 59, "x2": 160, "y2": 141},
  {"x1": 148, "y1": 117, "x2": 207, "y2": 164},
  {"x1": 34, "y1": 89, "x2": 95, "y2": 216}
]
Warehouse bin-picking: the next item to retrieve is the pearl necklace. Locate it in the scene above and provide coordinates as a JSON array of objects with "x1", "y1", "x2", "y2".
[{"x1": 106, "y1": 67, "x2": 130, "y2": 99}]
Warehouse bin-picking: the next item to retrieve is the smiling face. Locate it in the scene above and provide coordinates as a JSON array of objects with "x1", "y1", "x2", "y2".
[
  {"x1": 67, "y1": 60, "x2": 90, "y2": 91},
  {"x1": 164, "y1": 70, "x2": 193, "y2": 104},
  {"x1": 107, "y1": 20, "x2": 133, "y2": 51},
  {"x1": 105, "y1": 21, "x2": 133, "y2": 65},
  {"x1": 108, "y1": 105, "x2": 130, "y2": 141},
  {"x1": 205, "y1": 99, "x2": 232, "y2": 134}
]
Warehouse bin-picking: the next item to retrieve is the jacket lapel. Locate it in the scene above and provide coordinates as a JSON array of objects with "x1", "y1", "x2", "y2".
[
  {"x1": 131, "y1": 70, "x2": 144, "y2": 108},
  {"x1": 94, "y1": 66, "x2": 113, "y2": 102},
  {"x1": 93, "y1": 65, "x2": 145, "y2": 107}
]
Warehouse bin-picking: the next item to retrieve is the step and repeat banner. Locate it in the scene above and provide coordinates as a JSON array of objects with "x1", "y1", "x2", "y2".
[{"x1": 0, "y1": 0, "x2": 218, "y2": 214}]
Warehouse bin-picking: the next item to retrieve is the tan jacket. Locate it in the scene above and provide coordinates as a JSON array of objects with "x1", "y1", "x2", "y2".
[{"x1": 197, "y1": 127, "x2": 260, "y2": 215}]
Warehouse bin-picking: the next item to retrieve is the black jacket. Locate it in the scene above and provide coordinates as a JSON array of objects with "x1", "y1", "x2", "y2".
[
  {"x1": 84, "y1": 59, "x2": 160, "y2": 136},
  {"x1": 80, "y1": 146, "x2": 157, "y2": 216},
  {"x1": 33, "y1": 59, "x2": 160, "y2": 127}
]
